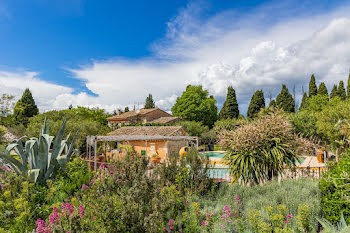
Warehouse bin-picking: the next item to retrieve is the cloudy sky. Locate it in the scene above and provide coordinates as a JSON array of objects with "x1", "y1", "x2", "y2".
[{"x1": 0, "y1": 0, "x2": 350, "y2": 114}]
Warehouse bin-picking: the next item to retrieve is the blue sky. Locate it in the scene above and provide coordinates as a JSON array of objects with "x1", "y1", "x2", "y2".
[{"x1": 0, "y1": 0, "x2": 350, "y2": 113}]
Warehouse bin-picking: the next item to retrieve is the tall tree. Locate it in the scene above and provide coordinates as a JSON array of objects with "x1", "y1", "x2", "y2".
[
  {"x1": 308, "y1": 74, "x2": 318, "y2": 97},
  {"x1": 13, "y1": 88, "x2": 39, "y2": 126},
  {"x1": 124, "y1": 106, "x2": 129, "y2": 112},
  {"x1": 347, "y1": 73, "x2": 350, "y2": 97},
  {"x1": 269, "y1": 99, "x2": 277, "y2": 108},
  {"x1": 172, "y1": 85, "x2": 218, "y2": 127},
  {"x1": 318, "y1": 82, "x2": 328, "y2": 97},
  {"x1": 144, "y1": 94, "x2": 155, "y2": 109},
  {"x1": 330, "y1": 84, "x2": 338, "y2": 100},
  {"x1": 247, "y1": 90, "x2": 265, "y2": 118},
  {"x1": 337, "y1": 81, "x2": 346, "y2": 100},
  {"x1": 219, "y1": 86, "x2": 239, "y2": 120},
  {"x1": 299, "y1": 92, "x2": 308, "y2": 110},
  {"x1": 276, "y1": 84, "x2": 295, "y2": 112}
]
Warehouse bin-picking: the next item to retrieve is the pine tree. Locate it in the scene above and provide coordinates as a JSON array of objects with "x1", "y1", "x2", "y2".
[
  {"x1": 330, "y1": 84, "x2": 338, "y2": 100},
  {"x1": 299, "y1": 92, "x2": 308, "y2": 110},
  {"x1": 247, "y1": 90, "x2": 265, "y2": 118},
  {"x1": 13, "y1": 88, "x2": 39, "y2": 126},
  {"x1": 337, "y1": 81, "x2": 346, "y2": 100},
  {"x1": 124, "y1": 107, "x2": 129, "y2": 112},
  {"x1": 276, "y1": 84, "x2": 295, "y2": 112},
  {"x1": 219, "y1": 86, "x2": 239, "y2": 120},
  {"x1": 308, "y1": 74, "x2": 318, "y2": 97},
  {"x1": 347, "y1": 73, "x2": 350, "y2": 97},
  {"x1": 144, "y1": 94, "x2": 155, "y2": 109},
  {"x1": 318, "y1": 82, "x2": 328, "y2": 98}
]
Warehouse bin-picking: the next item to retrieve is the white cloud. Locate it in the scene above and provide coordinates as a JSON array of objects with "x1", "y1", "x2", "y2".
[{"x1": 2, "y1": 2, "x2": 350, "y2": 115}]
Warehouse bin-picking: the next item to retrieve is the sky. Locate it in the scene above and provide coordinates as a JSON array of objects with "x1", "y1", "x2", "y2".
[{"x1": 1, "y1": 0, "x2": 350, "y2": 114}]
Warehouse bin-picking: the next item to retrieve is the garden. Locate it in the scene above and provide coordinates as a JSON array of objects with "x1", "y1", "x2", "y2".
[{"x1": 2, "y1": 76, "x2": 350, "y2": 232}]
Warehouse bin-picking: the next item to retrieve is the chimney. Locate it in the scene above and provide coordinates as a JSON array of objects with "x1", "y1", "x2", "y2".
[{"x1": 117, "y1": 109, "x2": 122, "y2": 115}]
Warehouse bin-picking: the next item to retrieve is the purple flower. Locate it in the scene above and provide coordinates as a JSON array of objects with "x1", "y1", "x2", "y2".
[
  {"x1": 197, "y1": 187, "x2": 201, "y2": 190},
  {"x1": 89, "y1": 179, "x2": 95, "y2": 184},
  {"x1": 286, "y1": 214, "x2": 293, "y2": 219}
]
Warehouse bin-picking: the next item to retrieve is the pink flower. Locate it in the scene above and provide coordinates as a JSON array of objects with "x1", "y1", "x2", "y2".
[
  {"x1": 81, "y1": 184, "x2": 89, "y2": 192},
  {"x1": 235, "y1": 195, "x2": 240, "y2": 201},
  {"x1": 100, "y1": 195, "x2": 104, "y2": 199},
  {"x1": 89, "y1": 179, "x2": 95, "y2": 184},
  {"x1": 186, "y1": 200, "x2": 189, "y2": 204},
  {"x1": 201, "y1": 221, "x2": 208, "y2": 226},
  {"x1": 49, "y1": 207, "x2": 60, "y2": 225},
  {"x1": 197, "y1": 187, "x2": 201, "y2": 190},
  {"x1": 93, "y1": 216, "x2": 96, "y2": 221},
  {"x1": 222, "y1": 205, "x2": 231, "y2": 214},
  {"x1": 212, "y1": 211, "x2": 217, "y2": 215},
  {"x1": 285, "y1": 220, "x2": 290, "y2": 224},
  {"x1": 79, "y1": 205, "x2": 85, "y2": 219},
  {"x1": 286, "y1": 214, "x2": 293, "y2": 219},
  {"x1": 36, "y1": 218, "x2": 51, "y2": 233},
  {"x1": 61, "y1": 203, "x2": 74, "y2": 216}
]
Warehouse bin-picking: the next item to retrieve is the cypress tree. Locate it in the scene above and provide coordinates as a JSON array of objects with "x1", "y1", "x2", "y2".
[
  {"x1": 144, "y1": 94, "x2": 155, "y2": 109},
  {"x1": 13, "y1": 88, "x2": 39, "y2": 126},
  {"x1": 337, "y1": 81, "x2": 346, "y2": 100},
  {"x1": 299, "y1": 92, "x2": 308, "y2": 110},
  {"x1": 247, "y1": 90, "x2": 265, "y2": 118},
  {"x1": 318, "y1": 82, "x2": 328, "y2": 97},
  {"x1": 308, "y1": 74, "x2": 318, "y2": 97},
  {"x1": 276, "y1": 84, "x2": 295, "y2": 112},
  {"x1": 330, "y1": 84, "x2": 338, "y2": 100},
  {"x1": 124, "y1": 107, "x2": 129, "y2": 112},
  {"x1": 219, "y1": 86, "x2": 239, "y2": 120},
  {"x1": 269, "y1": 99, "x2": 276, "y2": 108},
  {"x1": 347, "y1": 73, "x2": 350, "y2": 97}
]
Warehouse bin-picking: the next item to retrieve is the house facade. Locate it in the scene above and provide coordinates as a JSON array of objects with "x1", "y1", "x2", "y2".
[
  {"x1": 106, "y1": 108, "x2": 180, "y2": 127},
  {"x1": 107, "y1": 126, "x2": 189, "y2": 160}
]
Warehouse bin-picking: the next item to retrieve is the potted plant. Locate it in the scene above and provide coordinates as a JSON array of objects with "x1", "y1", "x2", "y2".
[{"x1": 150, "y1": 154, "x2": 161, "y2": 163}]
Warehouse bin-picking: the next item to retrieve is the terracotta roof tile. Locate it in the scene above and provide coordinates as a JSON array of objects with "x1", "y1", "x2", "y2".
[
  {"x1": 149, "y1": 117, "x2": 182, "y2": 124},
  {"x1": 108, "y1": 126, "x2": 186, "y2": 136},
  {"x1": 106, "y1": 108, "x2": 159, "y2": 121}
]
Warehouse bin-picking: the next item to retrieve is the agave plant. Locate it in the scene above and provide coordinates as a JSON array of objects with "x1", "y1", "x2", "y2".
[{"x1": 0, "y1": 118, "x2": 79, "y2": 184}]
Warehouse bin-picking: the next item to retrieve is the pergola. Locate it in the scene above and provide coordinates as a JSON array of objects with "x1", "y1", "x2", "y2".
[{"x1": 86, "y1": 135, "x2": 199, "y2": 172}]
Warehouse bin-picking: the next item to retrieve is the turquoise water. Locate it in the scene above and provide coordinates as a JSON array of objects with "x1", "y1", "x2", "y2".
[{"x1": 201, "y1": 152, "x2": 225, "y2": 158}]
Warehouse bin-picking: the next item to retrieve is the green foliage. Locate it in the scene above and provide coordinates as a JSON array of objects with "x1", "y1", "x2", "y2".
[
  {"x1": 330, "y1": 84, "x2": 338, "y2": 100},
  {"x1": 297, "y1": 204, "x2": 312, "y2": 232},
  {"x1": 219, "y1": 86, "x2": 239, "y2": 120},
  {"x1": 221, "y1": 110, "x2": 310, "y2": 184},
  {"x1": 124, "y1": 106, "x2": 129, "y2": 112},
  {"x1": 276, "y1": 84, "x2": 295, "y2": 113},
  {"x1": 26, "y1": 107, "x2": 110, "y2": 152},
  {"x1": 247, "y1": 90, "x2": 265, "y2": 119},
  {"x1": 177, "y1": 120, "x2": 209, "y2": 136},
  {"x1": 172, "y1": 85, "x2": 218, "y2": 127},
  {"x1": 301, "y1": 95, "x2": 330, "y2": 112},
  {"x1": 337, "y1": 80, "x2": 346, "y2": 100},
  {"x1": 309, "y1": 74, "x2": 318, "y2": 97},
  {"x1": 319, "y1": 154, "x2": 350, "y2": 225},
  {"x1": 214, "y1": 117, "x2": 242, "y2": 133},
  {"x1": 299, "y1": 92, "x2": 308, "y2": 110},
  {"x1": 269, "y1": 99, "x2": 277, "y2": 108},
  {"x1": 317, "y1": 212, "x2": 350, "y2": 233},
  {"x1": 144, "y1": 93, "x2": 155, "y2": 109},
  {"x1": 13, "y1": 88, "x2": 39, "y2": 126},
  {"x1": 0, "y1": 119, "x2": 79, "y2": 184},
  {"x1": 318, "y1": 82, "x2": 329, "y2": 98}
]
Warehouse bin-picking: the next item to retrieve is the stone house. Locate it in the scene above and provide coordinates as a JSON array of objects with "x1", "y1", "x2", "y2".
[{"x1": 106, "y1": 108, "x2": 180, "y2": 127}]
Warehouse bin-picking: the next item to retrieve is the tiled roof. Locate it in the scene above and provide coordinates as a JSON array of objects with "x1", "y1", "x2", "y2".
[
  {"x1": 149, "y1": 117, "x2": 182, "y2": 124},
  {"x1": 106, "y1": 108, "x2": 159, "y2": 121},
  {"x1": 108, "y1": 126, "x2": 185, "y2": 136}
]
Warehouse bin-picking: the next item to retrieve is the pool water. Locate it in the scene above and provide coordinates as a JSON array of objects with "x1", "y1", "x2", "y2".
[{"x1": 201, "y1": 152, "x2": 225, "y2": 158}]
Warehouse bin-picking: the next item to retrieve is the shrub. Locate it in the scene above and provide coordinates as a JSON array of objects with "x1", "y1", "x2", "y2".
[
  {"x1": 319, "y1": 154, "x2": 350, "y2": 225},
  {"x1": 220, "y1": 110, "x2": 314, "y2": 184}
]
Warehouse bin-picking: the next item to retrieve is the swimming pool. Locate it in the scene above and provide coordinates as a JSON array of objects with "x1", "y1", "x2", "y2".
[{"x1": 201, "y1": 152, "x2": 225, "y2": 158}]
